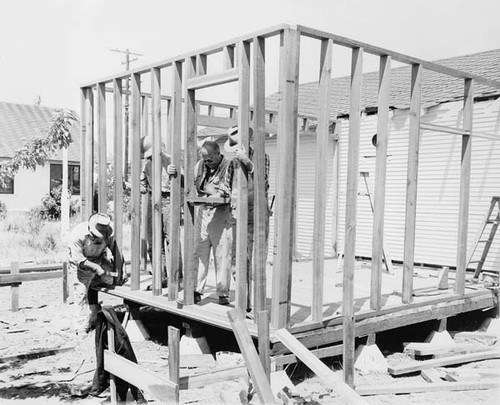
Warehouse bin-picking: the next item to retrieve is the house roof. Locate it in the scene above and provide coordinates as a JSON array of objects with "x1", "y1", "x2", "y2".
[
  {"x1": 0, "y1": 101, "x2": 80, "y2": 162},
  {"x1": 265, "y1": 49, "x2": 500, "y2": 119}
]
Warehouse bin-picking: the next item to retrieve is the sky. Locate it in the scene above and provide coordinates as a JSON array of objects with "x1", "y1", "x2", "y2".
[{"x1": 1, "y1": 0, "x2": 500, "y2": 112}]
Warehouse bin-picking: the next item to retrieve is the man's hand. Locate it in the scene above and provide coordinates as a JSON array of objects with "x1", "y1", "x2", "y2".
[
  {"x1": 234, "y1": 146, "x2": 253, "y2": 171},
  {"x1": 167, "y1": 164, "x2": 178, "y2": 176},
  {"x1": 83, "y1": 260, "x2": 105, "y2": 276}
]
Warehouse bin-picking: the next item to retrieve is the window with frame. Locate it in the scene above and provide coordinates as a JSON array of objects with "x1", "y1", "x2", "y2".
[
  {"x1": 0, "y1": 177, "x2": 14, "y2": 194},
  {"x1": 50, "y1": 163, "x2": 80, "y2": 195}
]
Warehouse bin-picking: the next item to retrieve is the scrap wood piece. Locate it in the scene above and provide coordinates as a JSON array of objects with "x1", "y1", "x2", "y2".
[
  {"x1": 0, "y1": 346, "x2": 74, "y2": 363},
  {"x1": 404, "y1": 342, "x2": 478, "y2": 357},
  {"x1": 452, "y1": 331, "x2": 498, "y2": 341},
  {"x1": 445, "y1": 369, "x2": 500, "y2": 381},
  {"x1": 356, "y1": 380, "x2": 500, "y2": 396},
  {"x1": 420, "y1": 368, "x2": 445, "y2": 383},
  {"x1": 179, "y1": 365, "x2": 247, "y2": 390},
  {"x1": 227, "y1": 309, "x2": 277, "y2": 404},
  {"x1": 273, "y1": 328, "x2": 369, "y2": 405},
  {"x1": 388, "y1": 349, "x2": 500, "y2": 376}
]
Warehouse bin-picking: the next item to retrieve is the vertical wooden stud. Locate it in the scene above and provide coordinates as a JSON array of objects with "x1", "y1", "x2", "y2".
[
  {"x1": 97, "y1": 82, "x2": 107, "y2": 213},
  {"x1": 84, "y1": 87, "x2": 94, "y2": 219},
  {"x1": 107, "y1": 322, "x2": 117, "y2": 403},
  {"x1": 168, "y1": 61, "x2": 183, "y2": 301},
  {"x1": 79, "y1": 88, "x2": 87, "y2": 221},
  {"x1": 402, "y1": 64, "x2": 422, "y2": 304},
  {"x1": 223, "y1": 45, "x2": 235, "y2": 70},
  {"x1": 253, "y1": 36, "x2": 267, "y2": 315},
  {"x1": 235, "y1": 40, "x2": 251, "y2": 310},
  {"x1": 183, "y1": 56, "x2": 197, "y2": 305},
  {"x1": 370, "y1": 55, "x2": 391, "y2": 310},
  {"x1": 130, "y1": 73, "x2": 142, "y2": 291},
  {"x1": 343, "y1": 46, "x2": 363, "y2": 387},
  {"x1": 168, "y1": 326, "x2": 180, "y2": 393},
  {"x1": 151, "y1": 67, "x2": 163, "y2": 296},
  {"x1": 257, "y1": 310, "x2": 271, "y2": 382},
  {"x1": 62, "y1": 261, "x2": 69, "y2": 303},
  {"x1": 271, "y1": 28, "x2": 300, "y2": 329},
  {"x1": 456, "y1": 79, "x2": 473, "y2": 294},
  {"x1": 312, "y1": 38, "x2": 332, "y2": 322},
  {"x1": 113, "y1": 79, "x2": 124, "y2": 283}
]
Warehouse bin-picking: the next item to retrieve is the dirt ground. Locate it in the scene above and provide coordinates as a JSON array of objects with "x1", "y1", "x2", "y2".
[{"x1": 1, "y1": 277, "x2": 499, "y2": 405}]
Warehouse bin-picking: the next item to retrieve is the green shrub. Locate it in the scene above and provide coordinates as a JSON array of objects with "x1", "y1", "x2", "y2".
[{"x1": 33, "y1": 185, "x2": 79, "y2": 220}]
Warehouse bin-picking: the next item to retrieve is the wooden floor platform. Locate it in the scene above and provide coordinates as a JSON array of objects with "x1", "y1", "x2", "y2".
[{"x1": 97, "y1": 259, "x2": 497, "y2": 356}]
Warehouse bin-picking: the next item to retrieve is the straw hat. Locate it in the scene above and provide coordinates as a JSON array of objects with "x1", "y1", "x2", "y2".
[{"x1": 88, "y1": 213, "x2": 113, "y2": 239}]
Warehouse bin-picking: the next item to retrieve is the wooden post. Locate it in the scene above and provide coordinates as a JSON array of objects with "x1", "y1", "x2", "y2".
[
  {"x1": 168, "y1": 326, "x2": 180, "y2": 395},
  {"x1": 183, "y1": 56, "x2": 197, "y2": 305},
  {"x1": 151, "y1": 67, "x2": 163, "y2": 296},
  {"x1": 168, "y1": 61, "x2": 183, "y2": 301},
  {"x1": 253, "y1": 36, "x2": 267, "y2": 315},
  {"x1": 10, "y1": 261, "x2": 20, "y2": 312},
  {"x1": 62, "y1": 262, "x2": 69, "y2": 303},
  {"x1": 257, "y1": 310, "x2": 271, "y2": 382},
  {"x1": 79, "y1": 88, "x2": 87, "y2": 221},
  {"x1": 235, "y1": 40, "x2": 250, "y2": 310},
  {"x1": 370, "y1": 55, "x2": 391, "y2": 310},
  {"x1": 343, "y1": 47, "x2": 363, "y2": 387},
  {"x1": 455, "y1": 79, "x2": 473, "y2": 294},
  {"x1": 227, "y1": 309, "x2": 277, "y2": 404},
  {"x1": 402, "y1": 64, "x2": 423, "y2": 304},
  {"x1": 271, "y1": 28, "x2": 300, "y2": 329},
  {"x1": 312, "y1": 38, "x2": 332, "y2": 322},
  {"x1": 130, "y1": 73, "x2": 142, "y2": 291},
  {"x1": 84, "y1": 87, "x2": 94, "y2": 219},
  {"x1": 97, "y1": 82, "x2": 108, "y2": 213},
  {"x1": 332, "y1": 124, "x2": 340, "y2": 257},
  {"x1": 113, "y1": 78, "x2": 124, "y2": 282}
]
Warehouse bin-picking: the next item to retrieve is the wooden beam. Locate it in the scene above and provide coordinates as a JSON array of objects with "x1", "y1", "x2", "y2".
[
  {"x1": 79, "y1": 88, "x2": 88, "y2": 221},
  {"x1": 113, "y1": 79, "x2": 124, "y2": 283},
  {"x1": 402, "y1": 64, "x2": 423, "y2": 304},
  {"x1": 357, "y1": 380, "x2": 500, "y2": 396},
  {"x1": 295, "y1": 25, "x2": 500, "y2": 89},
  {"x1": 420, "y1": 122, "x2": 470, "y2": 136},
  {"x1": 168, "y1": 61, "x2": 183, "y2": 301},
  {"x1": 179, "y1": 365, "x2": 247, "y2": 390},
  {"x1": 97, "y1": 82, "x2": 107, "y2": 213},
  {"x1": 253, "y1": 36, "x2": 267, "y2": 315},
  {"x1": 80, "y1": 24, "x2": 286, "y2": 87},
  {"x1": 151, "y1": 67, "x2": 163, "y2": 296},
  {"x1": 227, "y1": 309, "x2": 277, "y2": 404},
  {"x1": 388, "y1": 349, "x2": 500, "y2": 376},
  {"x1": 196, "y1": 54, "x2": 207, "y2": 76},
  {"x1": 0, "y1": 346, "x2": 74, "y2": 363},
  {"x1": 183, "y1": 56, "x2": 197, "y2": 305},
  {"x1": 104, "y1": 350, "x2": 179, "y2": 403},
  {"x1": 272, "y1": 344, "x2": 343, "y2": 369},
  {"x1": 235, "y1": 40, "x2": 250, "y2": 311},
  {"x1": 168, "y1": 326, "x2": 180, "y2": 385},
  {"x1": 455, "y1": 79, "x2": 474, "y2": 295},
  {"x1": 271, "y1": 28, "x2": 300, "y2": 329},
  {"x1": 130, "y1": 73, "x2": 142, "y2": 291},
  {"x1": 343, "y1": 46, "x2": 363, "y2": 387},
  {"x1": 186, "y1": 68, "x2": 239, "y2": 90},
  {"x1": 257, "y1": 310, "x2": 271, "y2": 381},
  {"x1": 84, "y1": 87, "x2": 94, "y2": 219},
  {"x1": 223, "y1": 45, "x2": 235, "y2": 69},
  {"x1": 312, "y1": 38, "x2": 332, "y2": 322},
  {"x1": 10, "y1": 262, "x2": 19, "y2": 312},
  {"x1": 274, "y1": 328, "x2": 369, "y2": 405},
  {"x1": 371, "y1": 55, "x2": 391, "y2": 310},
  {"x1": 1, "y1": 270, "x2": 62, "y2": 285}
]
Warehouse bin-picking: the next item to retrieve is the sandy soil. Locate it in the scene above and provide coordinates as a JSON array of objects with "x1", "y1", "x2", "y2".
[{"x1": 1, "y1": 277, "x2": 499, "y2": 404}]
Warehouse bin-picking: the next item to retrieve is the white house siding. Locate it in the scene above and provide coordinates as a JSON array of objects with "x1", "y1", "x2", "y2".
[
  {"x1": 264, "y1": 134, "x2": 337, "y2": 261},
  {"x1": 336, "y1": 97, "x2": 500, "y2": 270},
  {"x1": 0, "y1": 165, "x2": 50, "y2": 212}
]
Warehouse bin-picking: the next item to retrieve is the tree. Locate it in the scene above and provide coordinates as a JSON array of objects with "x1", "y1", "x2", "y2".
[{"x1": 0, "y1": 109, "x2": 79, "y2": 187}]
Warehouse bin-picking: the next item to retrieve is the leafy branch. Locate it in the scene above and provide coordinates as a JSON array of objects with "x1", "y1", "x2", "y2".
[{"x1": 0, "y1": 109, "x2": 79, "y2": 187}]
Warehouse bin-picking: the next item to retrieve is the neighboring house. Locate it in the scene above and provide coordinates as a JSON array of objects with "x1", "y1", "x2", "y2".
[
  {"x1": 0, "y1": 102, "x2": 81, "y2": 212},
  {"x1": 204, "y1": 49, "x2": 500, "y2": 270}
]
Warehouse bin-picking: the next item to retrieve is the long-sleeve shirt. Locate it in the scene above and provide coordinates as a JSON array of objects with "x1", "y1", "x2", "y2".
[
  {"x1": 140, "y1": 153, "x2": 172, "y2": 195},
  {"x1": 68, "y1": 222, "x2": 114, "y2": 268},
  {"x1": 194, "y1": 155, "x2": 234, "y2": 200}
]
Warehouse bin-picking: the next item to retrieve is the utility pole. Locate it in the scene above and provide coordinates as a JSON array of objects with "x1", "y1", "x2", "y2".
[{"x1": 110, "y1": 48, "x2": 142, "y2": 182}]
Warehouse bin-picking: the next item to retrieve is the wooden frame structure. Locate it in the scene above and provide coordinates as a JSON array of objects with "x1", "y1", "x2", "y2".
[{"x1": 80, "y1": 24, "x2": 500, "y2": 387}]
